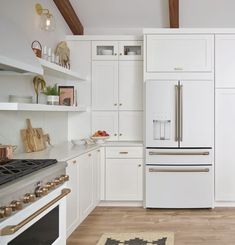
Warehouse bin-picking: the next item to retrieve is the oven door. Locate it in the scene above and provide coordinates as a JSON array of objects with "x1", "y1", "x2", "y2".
[
  {"x1": 0, "y1": 186, "x2": 70, "y2": 245},
  {"x1": 145, "y1": 165, "x2": 214, "y2": 208}
]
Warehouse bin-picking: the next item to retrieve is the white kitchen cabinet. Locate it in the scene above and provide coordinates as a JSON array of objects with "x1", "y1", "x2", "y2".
[
  {"x1": 215, "y1": 35, "x2": 235, "y2": 88},
  {"x1": 146, "y1": 34, "x2": 213, "y2": 73},
  {"x1": 119, "y1": 61, "x2": 143, "y2": 110},
  {"x1": 119, "y1": 41, "x2": 143, "y2": 61},
  {"x1": 93, "y1": 149, "x2": 101, "y2": 206},
  {"x1": 92, "y1": 41, "x2": 118, "y2": 60},
  {"x1": 66, "y1": 157, "x2": 79, "y2": 237},
  {"x1": 79, "y1": 152, "x2": 94, "y2": 222},
  {"x1": 92, "y1": 111, "x2": 119, "y2": 140},
  {"x1": 92, "y1": 61, "x2": 118, "y2": 110},
  {"x1": 180, "y1": 80, "x2": 214, "y2": 148},
  {"x1": 119, "y1": 111, "x2": 143, "y2": 141},
  {"x1": 106, "y1": 158, "x2": 143, "y2": 201},
  {"x1": 215, "y1": 89, "x2": 235, "y2": 201}
]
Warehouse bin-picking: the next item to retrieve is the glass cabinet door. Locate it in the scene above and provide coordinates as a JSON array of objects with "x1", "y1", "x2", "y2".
[
  {"x1": 92, "y1": 41, "x2": 118, "y2": 60},
  {"x1": 119, "y1": 41, "x2": 143, "y2": 61}
]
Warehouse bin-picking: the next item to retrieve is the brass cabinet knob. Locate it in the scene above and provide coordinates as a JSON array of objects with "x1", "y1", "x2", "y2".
[
  {"x1": 138, "y1": 164, "x2": 142, "y2": 167},
  {"x1": 114, "y1": 133, "x2": 117, "y2": 136},
  {"x1": 114, "y1": 53, "x2": 117, "y2": 56},
  {"x1": 0, "y1": 206, "x2": 12, "y2": 218},
  {"x1": 119, "y1": 133, "x2": 122, "y2": 136},
  {"x1": 72, "y1": 160, "x2": 77, "y2": 164},
  {"x1": 120, "y1": 53, "x2": 122, "y2": 55},
  {"x1": 23, "y1": 193, "x2": 36, "y2": 203},
  {"x1": 88, "y1": 153, "x2": 92, "y2": 157},
  {"x1": 10, "y1": 200, "x2": 23, "y2": 211},
  {"x1": 97, "y1": 149, "x2": 101, "y2": 152},
  {"x1": 114, "y1": 103, "x2": 117, "y2": 106},
  {"x1": 119, "y1": 103, "x2": 122, "y2": 106}
]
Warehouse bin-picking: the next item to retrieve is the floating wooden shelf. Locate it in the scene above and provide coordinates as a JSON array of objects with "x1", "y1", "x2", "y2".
[
  {"x1": 38, "y1": 58, "x2": 85, "y2": 81},
  {"x1": 0, "y1": 102, "x2": 87, "y2": 112}
]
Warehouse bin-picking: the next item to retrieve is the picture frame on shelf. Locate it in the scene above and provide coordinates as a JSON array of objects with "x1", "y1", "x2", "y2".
[{"x1": 59, "y1": 86, "x2": 74, "y2": 106}]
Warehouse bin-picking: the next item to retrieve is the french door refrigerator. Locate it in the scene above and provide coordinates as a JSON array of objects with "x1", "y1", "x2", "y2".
[{"x1": 145, "y1": 80, "x2": 214, "y2": 208}]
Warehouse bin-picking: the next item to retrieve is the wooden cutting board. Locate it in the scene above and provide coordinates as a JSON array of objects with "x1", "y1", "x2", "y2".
[{"x1": 21, "y1": 119, "x2": 47, "y2": 153}]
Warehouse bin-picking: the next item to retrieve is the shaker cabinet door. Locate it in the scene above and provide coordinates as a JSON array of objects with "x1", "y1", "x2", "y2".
[
  {"x1": 146, "y1": 34, "x2": 213, "y2": 73},
  {"x1": 92, "y1": 61, "x2": 118, "y2": 110},
  {"x1": 119, "y1": 61, "x2": 143, "y2": 110}
]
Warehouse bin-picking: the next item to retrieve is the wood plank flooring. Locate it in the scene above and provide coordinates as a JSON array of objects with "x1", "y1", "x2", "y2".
[{"x1": 67, "y1": 207, "x2": 235, "y2": 245}]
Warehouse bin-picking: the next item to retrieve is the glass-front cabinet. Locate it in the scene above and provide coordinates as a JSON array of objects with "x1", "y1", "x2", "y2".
[{"x1": 92, "y1": 40, "x2": 143, "y2": 61}]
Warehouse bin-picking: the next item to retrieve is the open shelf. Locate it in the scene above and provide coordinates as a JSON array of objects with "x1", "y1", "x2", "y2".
[
  {"x1": 0, "y1": 102, "x2": 88, "y2": 112},
  {"x1": 38, "y1": 58, "x2": 85, "y2": 81}
]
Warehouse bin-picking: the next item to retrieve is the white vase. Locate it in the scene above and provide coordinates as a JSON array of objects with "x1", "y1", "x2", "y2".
[{"x1": 47, "y1": 95, "x2": 59, "y2": 105}]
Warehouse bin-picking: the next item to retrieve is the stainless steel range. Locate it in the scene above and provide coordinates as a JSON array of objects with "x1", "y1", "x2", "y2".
[{"x1": 0, "y1": 159, "x2": 70, "y2": 245}]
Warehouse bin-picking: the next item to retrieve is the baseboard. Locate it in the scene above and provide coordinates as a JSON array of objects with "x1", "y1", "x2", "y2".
[
  {"x1": 99, "y1": 201, "x2": 143, "y2": 207},
  {"x1": 215, "y1": 201, "x2": 235, "y2": 207}
]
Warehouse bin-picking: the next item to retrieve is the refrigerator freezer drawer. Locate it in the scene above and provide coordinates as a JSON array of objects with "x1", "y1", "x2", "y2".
[
  {"x1": 145, "y1": 165, "x2": 214, "y2": 208},
  {"x1": 146, "y1": 149, "x2": 213, "y2": 165}
]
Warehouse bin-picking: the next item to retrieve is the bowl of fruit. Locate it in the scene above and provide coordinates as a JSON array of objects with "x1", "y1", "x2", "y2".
[{"x1": 91, "y1": 130, "x2": 110, "y2": 144}]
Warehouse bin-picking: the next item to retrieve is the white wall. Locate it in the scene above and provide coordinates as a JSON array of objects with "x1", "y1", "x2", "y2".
[
  {"x1": 0, "y1": 0, "x2": 78, "y2": 153},
  {"x1": 180, "y1": 0, "x2": 235, "y2": 27}
]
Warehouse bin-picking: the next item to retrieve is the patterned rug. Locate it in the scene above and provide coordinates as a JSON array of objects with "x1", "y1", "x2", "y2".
[{"x1": 97, "y1": 232, "x2": 174, "y2": 245}]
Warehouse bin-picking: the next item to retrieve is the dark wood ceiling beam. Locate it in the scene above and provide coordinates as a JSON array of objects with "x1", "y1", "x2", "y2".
[
  {"x1": 169, "y1": 0, "x2": 179, "y2": 28},
  {"x1": 53, "y1": 0, "x2": 84, "y2": 35}
]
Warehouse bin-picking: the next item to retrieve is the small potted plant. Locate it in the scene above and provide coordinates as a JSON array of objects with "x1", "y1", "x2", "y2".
[{"x1": 42, "y1": 84, "x2": 60, "y2": 105}]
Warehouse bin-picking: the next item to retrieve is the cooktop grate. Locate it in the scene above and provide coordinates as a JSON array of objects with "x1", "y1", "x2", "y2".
[{"x1": 0, "y1": 159, "x2": 57, "y2": 186}]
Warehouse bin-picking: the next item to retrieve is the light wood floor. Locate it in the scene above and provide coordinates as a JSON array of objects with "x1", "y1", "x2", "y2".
[{"x1": 67, "y1": 207, "x2": 235, "y2": 245}]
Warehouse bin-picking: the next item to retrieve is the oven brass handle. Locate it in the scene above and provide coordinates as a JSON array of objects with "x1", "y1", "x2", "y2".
[
  {"x1": 149, "y1": 168, "x2": 210, "y2": 173},
  {"x1": 0, "y1": 188, "x2": 71, "y2": 236},
  {"x1": 149, "y1": 151, "x2": 210, "y2": 156}
]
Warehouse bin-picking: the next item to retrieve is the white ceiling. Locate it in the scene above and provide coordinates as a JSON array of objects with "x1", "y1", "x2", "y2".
[{"x1": 70, "y1": 0, "x2": 169, "y2": 30}]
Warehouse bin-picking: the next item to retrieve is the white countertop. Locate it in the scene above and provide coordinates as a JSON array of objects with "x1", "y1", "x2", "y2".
[{"x1": 15, "y1": 141, "x2": 143, "y2": 162}]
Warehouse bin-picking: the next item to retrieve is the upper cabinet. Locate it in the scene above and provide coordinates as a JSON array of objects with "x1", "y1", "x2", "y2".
[
  {"x1": 118, "y1": 41, "x2": 143, "y2": 61},
  {"x1": 92, "y1": 41, "x2": 143, "y2": 61},
  {"x1": 215, "y1": 35, "x2": 235, "y2": 88},
  {"x1": 146, "y1": 34, "x2": 214, "y2": 73}
]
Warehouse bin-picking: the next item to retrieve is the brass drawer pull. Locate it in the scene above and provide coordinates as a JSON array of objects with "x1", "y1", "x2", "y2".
[
  {"x1": 0, "y1": 188, "x2": 71, "y2": 236},
  {"x1": 119, "y1": 152, "x2": 128, "y2": 154},
  {"x1": 149, "y1": 151, "x2": 210, "y2": 156}
]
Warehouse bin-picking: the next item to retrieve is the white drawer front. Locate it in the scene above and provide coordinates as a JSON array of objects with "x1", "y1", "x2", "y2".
[
  {"x1": 106, "y1": 147, "x2": 143, "y2": 158},
  {"x1": 146, "y1": 165, "x2": 214, "y2": 208},
  {"x1": 146, "y1": 149, "x2": 213, "y2": 165}
]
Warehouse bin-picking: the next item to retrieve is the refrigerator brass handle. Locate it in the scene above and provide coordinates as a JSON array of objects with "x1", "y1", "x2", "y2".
[
  {"x1": 148, "y1": 151, "x2": 210, "y2": 156},
  {"x1": 0, "y1": 188, "x2": 71, "y2": 236},
  {"x1": 149, "y1": 168, "x2": 210, "y2": 173},
  {"x1": 180, "y1": 84, "x2": 183, "y2": 142},
  {"x1": 175, "y1": 85, "x2": 179, "y2": 142}
]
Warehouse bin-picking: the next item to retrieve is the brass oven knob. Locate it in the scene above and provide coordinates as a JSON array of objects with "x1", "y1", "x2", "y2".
[
  {"x1": 60, "y1": 175, "x2": 69, "y2": 182},
  {"x1": 35, "y1": 186, "x2": 48, "y2": 197},
  {"x1": 0, "y1": 206, "x2": 12, "y2": 218},
  {"x1": 23, "y1": 193, "x2": 36, "y2": 203},
  {"x1": 54, "y1": 177, "x2": 63, "y2": 185},
  {"x1": 10, "y1": 200, "x2": 23, "y2": 211},
  {"x1": 45, "y1": 181, "x2": 56, "y2": 190}
]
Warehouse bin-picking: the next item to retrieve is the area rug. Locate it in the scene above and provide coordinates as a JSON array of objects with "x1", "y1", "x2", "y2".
[{"x1": 96, "y1": 232, "x2": 174, "y2": 245}]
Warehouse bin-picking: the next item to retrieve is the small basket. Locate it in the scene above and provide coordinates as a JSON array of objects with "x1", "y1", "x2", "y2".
[{"x1": 31, "y1": 40, "x2": 42, "y2": 58}]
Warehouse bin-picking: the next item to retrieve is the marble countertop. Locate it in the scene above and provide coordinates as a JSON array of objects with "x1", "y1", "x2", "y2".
[{"x1": 15, "y1": 141, "x2": 143, "y2": 162}]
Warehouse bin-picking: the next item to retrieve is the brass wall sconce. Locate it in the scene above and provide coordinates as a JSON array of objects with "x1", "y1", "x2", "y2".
[{"x1": 35, "y1": 3, "x2": 56, "y2": 31}]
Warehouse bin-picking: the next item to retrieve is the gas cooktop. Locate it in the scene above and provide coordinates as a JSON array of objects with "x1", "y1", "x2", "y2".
[{"x1": 0, "y1": 159, "x2": 58, "y2": 186}]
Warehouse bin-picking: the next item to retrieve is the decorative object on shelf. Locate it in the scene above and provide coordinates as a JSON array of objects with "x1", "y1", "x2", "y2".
[
  {"x1": 31, "y1": 40, "x2": 42, "y2": 58},
  {"x1": 35, "y1": 3, "x2": 56, "y2": 31},
  {"x1": 59, "y1": 86, "x2": 74, "y2": 106},
  {"x1": 9, "y1": 95, "x2": 33, "y2": 104},
  {"x1": 33, "y1": 76, "x2": 46, "y2": 104},
  {"x1": 42, "y1": 84, "x2": 60, "y2": 105},
  {"x1": 21, "y1": 119, "x2": 50, "y2": 153},
  {"x1": 55, "y1": 41, "x2": 70, "y2": 69}
]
